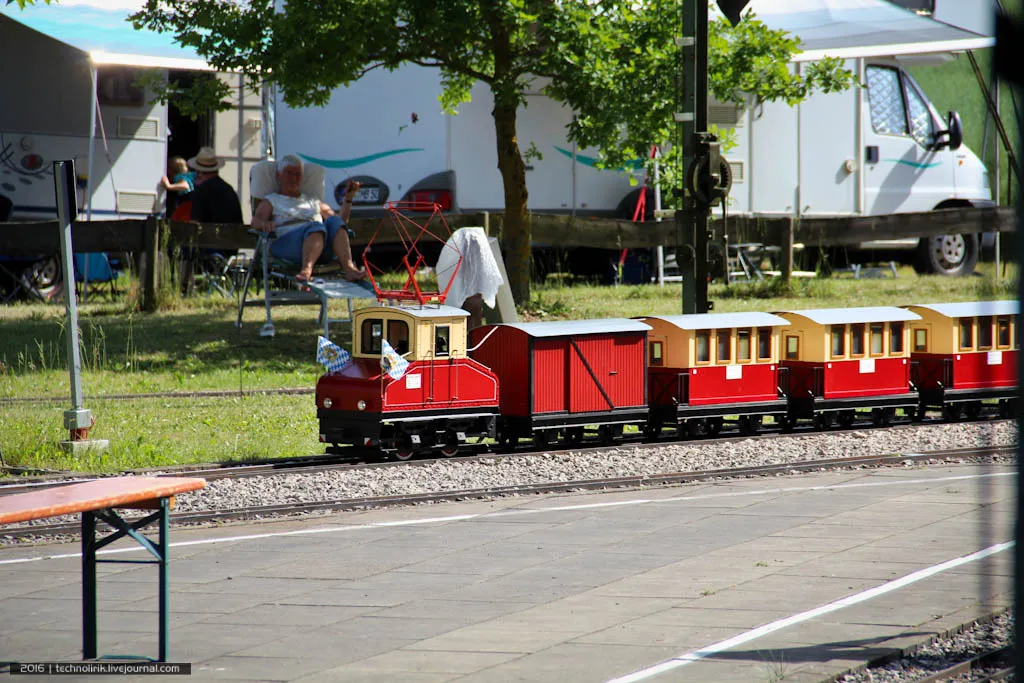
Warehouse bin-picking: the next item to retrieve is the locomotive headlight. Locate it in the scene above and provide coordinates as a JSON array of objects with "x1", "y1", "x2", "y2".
[
  {"x1": 323, "y1": 397, "x2": 333, "y2": 409},
  {"x1": 357, "y1": 400, "x2": 367, "y2": 411}
]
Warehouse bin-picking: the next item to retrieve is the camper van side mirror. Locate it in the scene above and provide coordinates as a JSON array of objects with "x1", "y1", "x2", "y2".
[{"x1": 934, "y1": 110, "x2": 963, "y2": 151}]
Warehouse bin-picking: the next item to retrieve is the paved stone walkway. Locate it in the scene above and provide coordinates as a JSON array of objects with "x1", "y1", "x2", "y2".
[{"x1": 0, "y1": 464, "x2": 1014, "y2": 682}]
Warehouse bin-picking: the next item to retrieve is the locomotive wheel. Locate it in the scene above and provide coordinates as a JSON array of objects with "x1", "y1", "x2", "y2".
[
  {"x1": 943, "y1": 403, "x2": 963, "y2": 422},
  {"x1": 964, "y1": 402, "x2": 982, "y2": 420},
  {"x1": 837, "y1": 410, "x2": 856, "y2": 428},
  {"x1": 393, "y1": 448, "x2": 416, "y2": 461},
  {"x1": 738, "y1": 415, "x2": 761, "y2": 436}
]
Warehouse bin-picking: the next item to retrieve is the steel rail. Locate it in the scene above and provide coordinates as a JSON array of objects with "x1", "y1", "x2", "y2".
[{"x1": 1, "y1": 445, "x2": 1014, "y2": 543}]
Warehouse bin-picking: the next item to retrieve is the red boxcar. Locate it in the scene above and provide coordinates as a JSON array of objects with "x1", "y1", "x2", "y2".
[
  {"x1": 470, "y1": 319, "x2": 650, "y2": 444},
  {"x1": 906, "y1": 301, "x2": 1019, "y2": 417}
]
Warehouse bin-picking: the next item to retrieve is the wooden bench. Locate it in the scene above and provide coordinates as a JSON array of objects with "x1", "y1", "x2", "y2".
[{"x1": 0, "y1": 476, "x2": 206, "y2": 662}]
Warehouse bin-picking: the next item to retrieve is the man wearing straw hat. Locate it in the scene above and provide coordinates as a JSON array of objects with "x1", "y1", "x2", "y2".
[{"x1": 188, "y1": 146, "x2": 243, "y2": 225}]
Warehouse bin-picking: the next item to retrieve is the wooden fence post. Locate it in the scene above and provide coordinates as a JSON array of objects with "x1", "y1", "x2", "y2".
[
  {"x1": 142, "y1": 215, "x2": 160, "y2": 312},
  {"x1": 781, "y1": 216, "x2": 795, "y2": 283}
]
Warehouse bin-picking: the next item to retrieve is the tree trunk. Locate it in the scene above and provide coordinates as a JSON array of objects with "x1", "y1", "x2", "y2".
[{"x1": 492, "y1": 102, "x2": 530, "y2": 303}]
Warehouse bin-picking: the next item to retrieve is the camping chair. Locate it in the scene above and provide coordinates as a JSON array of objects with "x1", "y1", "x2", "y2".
[
  {"x1": 74, "y1": 252, "x2": 118, "y2": 301},
  {"x1": 235, "y1": 159, "x2": 375, "y2": 338}
]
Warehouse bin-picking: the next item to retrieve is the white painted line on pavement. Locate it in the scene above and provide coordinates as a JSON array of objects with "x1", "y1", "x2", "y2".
[
  {"x1": 0, "y1": 470, "x2": 1013, "y2": 566},
  {"x1": 605, "y1": 540, "x2": 1014, "y2": 683}
]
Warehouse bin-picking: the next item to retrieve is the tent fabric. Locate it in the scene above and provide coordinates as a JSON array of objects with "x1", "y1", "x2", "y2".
[
  {"x1": 0, "y1": 3, "x2": 210, "y2": 70},
  {"x1": 744, "y1": 0, "x2": 994, "y2": 61}
]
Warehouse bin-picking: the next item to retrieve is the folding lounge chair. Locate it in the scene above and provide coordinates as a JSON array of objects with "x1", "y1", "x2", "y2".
[{"x1": 235, "y1": 159, "x2": 375, "y2": 338}]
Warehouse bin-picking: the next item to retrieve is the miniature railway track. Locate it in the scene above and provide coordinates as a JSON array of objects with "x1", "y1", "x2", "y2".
[
  {"x1": 912, "y1": 644, "x2": 1014, "y2": 683},
  {"x1": 0, "y1": 444, "x2": 1014, "y2": 543}
]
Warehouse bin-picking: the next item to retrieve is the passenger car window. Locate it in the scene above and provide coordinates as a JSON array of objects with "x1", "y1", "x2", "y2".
[
  {"x1": 696, "y1": 331, "x2": 710, "y2": 363},
  {"x1": 997, "y1": 316, "x2": 1011, "y2": 348},
  {"x1": 737, "y1": 329, "x2": 751, "y2": 362},
  {"x1": 650, "y1": 341, "x2": 663, "y2": 366},
  {"x1": 757, "y1": 328, "x2": 772, "y2": 360},
  {"x1": 831, "y1": 325, "x2": 845, "y2": 358},
  {"x1": 850, "y1": 324, "x2": 865, "y2": 356},
  {"x1": 913, "y1": 328, "x2": 928, "y2": 352},
  {"x1": 870, "y1": 323, "x2": 884, "y2": 355},
  {"x1": 717, "y1": 330, "x2": 731, "y2": 363},
  {"x1": 890, "y1": 322, "x2": 904, "y2": 354},
  {"x1": 959, "y1": 319, "x2": 974, "y2": 350},
  {"x1": 978, "y1": 316, "x2": 993, "y2": 350},
  {"x1": 785, "y1": 335, "x2": 799, "y2": 360},
  {"x1": 866, "y1": 66, "x2": 908, "y2": 136}
]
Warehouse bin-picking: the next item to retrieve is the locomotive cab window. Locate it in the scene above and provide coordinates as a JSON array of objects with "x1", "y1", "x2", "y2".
[
  {"x1": 850, "y1": 324, "x2": 865, "y2": 357},
  {"x1": 650, "y1": 341, "x2": 664, "y2": 366},
  {"x1": 387, "y1": 320, "x2": 410, "y2": 355},
  {"x1": 757, "y1": 328, "x2": 772, "y2": 360},
  {"x1": 959, "y1": 318, "x2": 974, "y2": 350},
  {"x1": 434, "y1": 325, "x2": 450, "y2": 357},
  {"x1": 978, "y1": 316, "x2": 993, "y2": 350},
  {"x1": 890, "y1": 322, "x2": 904, "y2": 354},
  {"x1": 997, "y1": 316, "x2": 1011, "y2": 349},
  {"x1": 830, "y1": 325, "x2": 845, "y2": 359},
  {"x1": 696, "y1": 330, "x2": 710, "y2": 364},
  {"x1": 361, "y1": 318, "x2": 384, "y2": 355},
  {"x1": 737, "y1": 329, "x2": 752, "y2": 362}
]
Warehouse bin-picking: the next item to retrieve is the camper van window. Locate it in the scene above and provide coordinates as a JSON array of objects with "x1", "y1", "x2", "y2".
[
  {"x1": 866, "y1": 66, "x2": 908, "y2": 136},
  {"x1": 903, "y1": 78, "x2": 935, "y2": 147},
  {"x1": 361, "y1": 319, "x2": 384, "y2": 355}
]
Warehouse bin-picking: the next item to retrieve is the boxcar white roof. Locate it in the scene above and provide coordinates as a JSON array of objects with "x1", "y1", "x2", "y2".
[
  {"x1": 778, "y1": 306, "x2": 921, "y2": 325},
  {"x1": 642, "y1": 312, "x2": 791, "y2": 331},
  {"x1": 907, "y1": 301, "x2": 1019, "y2": 318},
  {"x1": 361, "y1": 305, "x2": 469, "y2": 319},
  {"x1": 500, "y1": 319, "x2": 651, "y2": 338}
]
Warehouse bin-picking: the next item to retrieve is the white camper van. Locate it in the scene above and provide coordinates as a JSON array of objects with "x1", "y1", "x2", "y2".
[{"x1": 273, "y1": 0, "x2": 995, "y2": 277}]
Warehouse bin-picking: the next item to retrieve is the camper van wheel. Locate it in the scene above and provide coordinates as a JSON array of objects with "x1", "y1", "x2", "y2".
[
  {"x1": 22, "y1": 256, "x2": 61, "y2": 301},
  {"x1": 914, "y1": 234, "x2": 978, "y2": 276}
]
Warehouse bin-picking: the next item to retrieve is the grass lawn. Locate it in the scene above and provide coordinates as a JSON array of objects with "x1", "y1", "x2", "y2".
[{"x1": 0, "y1": 264, "x2": 1016, "y2": 474}]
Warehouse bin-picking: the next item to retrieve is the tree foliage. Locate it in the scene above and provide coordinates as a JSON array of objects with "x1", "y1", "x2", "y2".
[{"x1": 128, "y1": 0, "x2": 853, "y2": 302}]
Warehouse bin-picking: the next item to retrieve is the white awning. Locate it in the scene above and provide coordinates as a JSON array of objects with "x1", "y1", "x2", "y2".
[
  {"x1": 0, "y1": 1, "x2": 211, "y2": 70},
  {"x1": 743, "y1": 0, "x2": 994, "y2": 62}
]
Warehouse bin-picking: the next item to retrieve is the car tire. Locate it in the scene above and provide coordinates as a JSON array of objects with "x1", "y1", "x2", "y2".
[{"x1": 913, "y1": 233, "x2": 979, "y2": 276}]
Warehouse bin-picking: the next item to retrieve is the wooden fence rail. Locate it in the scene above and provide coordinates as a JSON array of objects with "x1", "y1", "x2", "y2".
[{"x1": 0, "y1": 207, "x2": 1015, "y2": 310}]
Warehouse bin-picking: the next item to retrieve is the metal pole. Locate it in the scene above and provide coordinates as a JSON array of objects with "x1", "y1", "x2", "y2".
[
  {"x1": 678, "y1": 0, "x2": 710, "y2": 314},
  {"x1": 55, "y1": 160, "x2": 92, "y2": 440},
  {"x1": 654, "y1": 152, "x2": 664, "y2": 286},
  {"x1": 86, "y1": 66, "x2": 98, "y2": 222}
]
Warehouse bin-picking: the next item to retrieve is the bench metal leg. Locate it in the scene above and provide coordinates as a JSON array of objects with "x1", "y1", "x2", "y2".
[{"x1": 81, "y1": 498, "x2": 171, "y2": 661}]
